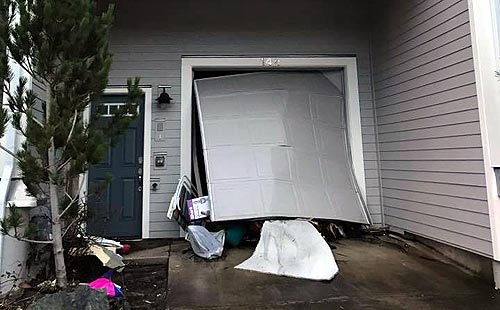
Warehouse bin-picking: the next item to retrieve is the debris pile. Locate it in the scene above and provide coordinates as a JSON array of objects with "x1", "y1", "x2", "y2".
[
  {"x1": 168, "y1": 65, "x2": 376, "y2": 280},
  {"x1": 168, "y1": 175, "x2": 350, "y2": 280}
]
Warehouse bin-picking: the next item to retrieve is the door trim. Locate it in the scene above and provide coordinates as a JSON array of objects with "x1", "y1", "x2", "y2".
[
  {"x1": 181, "y1": 56, "x2": 366, "y2": 205},
  {"x1": 468, "y1": 0, "x2": 500, "y2": 260},
  {"x1": 81, "y1": 87, "x2": 152, "y2": 239}
]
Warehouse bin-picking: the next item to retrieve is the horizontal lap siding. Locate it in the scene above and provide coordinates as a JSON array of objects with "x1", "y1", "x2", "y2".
[
  {"x1": 104, "y1": 0, "x2": 383, "y2": 237},
  {"x1": 371, "y1": 0, "x2": 492, "y2": 256}
]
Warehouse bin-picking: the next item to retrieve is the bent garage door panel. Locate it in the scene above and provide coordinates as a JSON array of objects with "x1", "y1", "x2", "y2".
[{"x1": 194, "y1": 72, "x2": 369, "y2": 224}]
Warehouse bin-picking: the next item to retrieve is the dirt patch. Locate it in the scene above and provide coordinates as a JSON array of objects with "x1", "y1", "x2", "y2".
[
  {"x1": 0, "y1": 262, "x2": 169, "y2": 310},
  {"x1": 115, "y1": 263, "x2": 168, "y2": 309},
  {"x1": 1, "y1": 241, "x2": 171, "y2": 310}
]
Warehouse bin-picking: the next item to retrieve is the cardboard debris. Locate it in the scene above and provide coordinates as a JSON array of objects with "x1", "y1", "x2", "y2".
[
  {"x1": 187, "y1": 196, "x2": 210, "y2": 220},
  {"x1": 89, "y1": 245, "x2": 125, "y2": 271}
]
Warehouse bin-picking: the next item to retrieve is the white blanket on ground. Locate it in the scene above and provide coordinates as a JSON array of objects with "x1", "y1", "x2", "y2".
[{"x1": 235, "y1": 220, "x2": 339, "y2": 281}]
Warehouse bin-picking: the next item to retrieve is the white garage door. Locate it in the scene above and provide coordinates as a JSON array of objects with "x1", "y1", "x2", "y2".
[{"x1": 194, "y1": 72, "x2": 370, "y2": 224}]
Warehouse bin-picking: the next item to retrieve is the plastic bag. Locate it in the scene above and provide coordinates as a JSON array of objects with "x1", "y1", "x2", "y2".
[{"x1": 185, "y1": 225, "x2": 225, "y2": 259}]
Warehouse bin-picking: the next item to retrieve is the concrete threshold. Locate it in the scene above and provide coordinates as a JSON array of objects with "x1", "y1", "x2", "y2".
[{"x1": 122, "y1": 244, "x2": 170, "y2": 266}]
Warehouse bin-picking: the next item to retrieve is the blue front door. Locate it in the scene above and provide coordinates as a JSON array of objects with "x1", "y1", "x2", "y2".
[{"x1": 88, "y1": 94, "x2": 145, "y2": 238}]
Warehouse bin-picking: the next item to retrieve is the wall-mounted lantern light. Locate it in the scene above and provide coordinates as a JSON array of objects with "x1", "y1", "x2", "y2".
[{"x1": 156, "y1": 85, "x2": 173, "y2": 105}]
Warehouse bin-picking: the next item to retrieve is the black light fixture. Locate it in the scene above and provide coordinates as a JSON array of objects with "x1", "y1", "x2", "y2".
[{"x1": 157, "y1": 85, "x2": 173, "y2": 105}]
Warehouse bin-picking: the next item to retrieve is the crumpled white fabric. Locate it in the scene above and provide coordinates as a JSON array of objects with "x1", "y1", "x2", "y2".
[{"x1": 235, "y1": 220, "x2": 338, "y2": 281}]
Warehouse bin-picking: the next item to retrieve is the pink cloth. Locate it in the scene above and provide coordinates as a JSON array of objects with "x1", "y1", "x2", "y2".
[{"x1": 89, "y1": 278, "x2": 116, "y2": 297}]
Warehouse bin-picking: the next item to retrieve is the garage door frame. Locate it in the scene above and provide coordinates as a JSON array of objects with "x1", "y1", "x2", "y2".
[{"x1": 180, "y1": 56, "x2": 366, "y2": 209}]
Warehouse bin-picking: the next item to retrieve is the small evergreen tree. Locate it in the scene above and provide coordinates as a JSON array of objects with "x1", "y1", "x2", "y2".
[{"x1": 0, "y1": 0, "x2": 142, "y2": 287}]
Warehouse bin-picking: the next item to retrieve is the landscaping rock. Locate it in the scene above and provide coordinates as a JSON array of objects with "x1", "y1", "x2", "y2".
[{"x1": 27, "y1": 285, "x2": 108, "y2": 310}]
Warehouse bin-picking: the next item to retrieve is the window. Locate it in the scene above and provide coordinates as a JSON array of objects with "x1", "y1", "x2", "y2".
[{"x1": 96, "y1": 102, "x2": 139, "y2": 117}]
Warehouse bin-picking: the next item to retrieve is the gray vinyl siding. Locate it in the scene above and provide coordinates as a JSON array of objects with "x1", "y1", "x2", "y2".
[
  {"x1": 32, "y1": 80, "x2": 45, "y2": 100},
  {"x1": 371, "y1": 0, "x2": 492, "y2": 256},
  {"x1": 104, "y1": 0, "x2": 383, "y2": 237},
  {"x1": 31, "y1": 79, "x2": 46, "y2": 121}
]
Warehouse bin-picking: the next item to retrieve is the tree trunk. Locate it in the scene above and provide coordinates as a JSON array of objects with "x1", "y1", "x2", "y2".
[
  {"x1": 46, "y1": 88, "x2": 67, "y2": 288},
  {"x1": 49, "y1": 179, "x2": 67, "y2": 288}
]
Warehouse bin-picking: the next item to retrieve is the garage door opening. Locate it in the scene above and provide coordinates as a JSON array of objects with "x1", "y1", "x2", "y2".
[{"x1": 189, "y1": 68, "x2": 371, "y2": 224}]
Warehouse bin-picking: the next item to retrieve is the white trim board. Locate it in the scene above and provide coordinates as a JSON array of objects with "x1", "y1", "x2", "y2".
[
  {"x1": 81, "y1": 87, "x2": 152, "y2": 239},
  {"x1": 180, "y1": 56, "x2": 367, "y2": 208},
  {"x1": 468, "y1": 0, "x2": 500, "y2": 261}
]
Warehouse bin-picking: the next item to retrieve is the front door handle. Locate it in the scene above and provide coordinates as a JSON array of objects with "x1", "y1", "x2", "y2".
[
  {"x1": 137, "y1": 167, "x2": 142, "y2": 192},
  {"x1": 137, "y1": 167, "x2": 143, "y2": 192}
]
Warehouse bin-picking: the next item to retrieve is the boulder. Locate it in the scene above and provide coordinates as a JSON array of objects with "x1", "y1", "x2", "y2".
[{"x1": 27, "y1": 285, "x2": 108, "y2": 310}]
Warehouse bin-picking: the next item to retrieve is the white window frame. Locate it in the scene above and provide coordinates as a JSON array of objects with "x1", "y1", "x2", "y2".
[
  {"x1": 180, "y1": 56, "x2": 366, "y2": 205},
  {"x1": 96, "y1": 102, "x2": 140, "y2": 117}
]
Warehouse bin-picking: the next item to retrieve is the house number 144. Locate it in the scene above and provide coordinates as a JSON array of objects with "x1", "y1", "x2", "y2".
[{"x1": 262, "y1": 57, "x2": 280, "y2": 67}]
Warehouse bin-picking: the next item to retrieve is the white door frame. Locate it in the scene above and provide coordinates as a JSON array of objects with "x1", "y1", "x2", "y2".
[
  {"x1": 81, "y1": 87, "x2": 152, "y2": 239},
  {"x1": 180, "y1": 56, "x2": 366, "y2": 200},
  {"x1": 468, "y1": 0, "x2": 500, "y2": 262}
]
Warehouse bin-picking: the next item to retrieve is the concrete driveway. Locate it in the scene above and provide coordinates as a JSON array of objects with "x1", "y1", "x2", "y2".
[{"x1": 166, "y1": 237, "x2": 500, "y2": 309}]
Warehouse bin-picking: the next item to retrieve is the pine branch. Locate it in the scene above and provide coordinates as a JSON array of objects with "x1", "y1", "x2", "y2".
[
  {"x1": 0, "y1": 143, "x2": 19, "y2": 160},
  {"x1": 62, "y1": 218, "x2": 79, "y2": 238},
  {"x1": 2, "y1": 81, "x2": 43, "y2": 129},
  {"x1": 56, "y1": 157, "x2": 71, "y2": 173},
  {"x1": 36, "y1": 184, "x2": 48, "y2": 199},
  {"x1": 5, "y1": 224, "x2": 53, "y2": 244},
  {"x1": 2, "y1": 83, "x2": 16, "y2": 104},
  {"x1": 28, "y1": 115, "x2": 44, "y2": 128},
  {"x1": 63, "y1": 109, "x2": 78, "y2": 149},
  {"x1": 6, "y1": 234, "x2": 53, "y2": 244},
  {"x1": 58, "y1": 196, "x2": 77, "y2": 219},
  {"x1": 58, "y1": 178, "x2": 85, "y2": 219},
  {"x1": 24, "y1": 56, "x2": 38, "y2": 80},
  {"x1": 6, "y1": 55, "x2": 36, "y2": 79}
]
